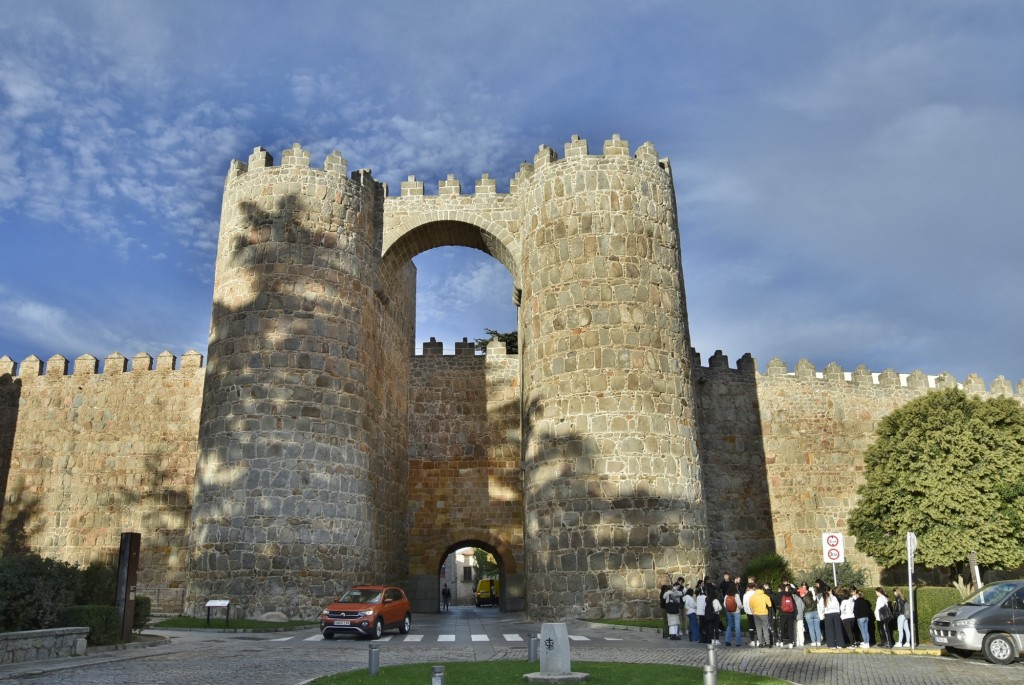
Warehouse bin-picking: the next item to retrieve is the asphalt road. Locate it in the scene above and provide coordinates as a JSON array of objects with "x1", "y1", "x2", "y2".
[{"x1": 0, "y1": 606, "x2": 1020, "y2": 684}]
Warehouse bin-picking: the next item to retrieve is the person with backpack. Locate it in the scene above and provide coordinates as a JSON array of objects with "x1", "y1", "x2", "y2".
[
  {"x1": 702, "y1": 581, "x2": 723, "y2": 645},
  {"x1": 662, "y1": 579, "x2": 684, "y2": 640},
  {"x1": 723, "y1": 587, "x2": 742, "y2": 646},
  {"x1": 800, "y1": 582, "x2": 822, "y2": 646},
  {"x1": 875, "y1": 587, "x2": 895, "y2": 647},
  {"x1": 777, "y1": 582, "x2": 797, "y2": 648}
]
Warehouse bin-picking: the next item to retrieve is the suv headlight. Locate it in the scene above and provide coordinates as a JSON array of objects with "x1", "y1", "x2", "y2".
[
  {"x1": 951, "y1": 618, "x2": 976, "y2": 627},
  {"x1": 360, "y1": 610, "x2": 375, "y2": 616}
]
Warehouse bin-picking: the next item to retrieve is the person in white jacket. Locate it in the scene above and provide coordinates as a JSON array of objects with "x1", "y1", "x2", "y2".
[
  {"x1": 742, "y1": 580, "x2": 758, "y2": 646},
  {"x1": 663, "y1": 581, "x2": 684, "y2": 640},
  {"x1": 875, "y1": 587, "x2": 894, "y2": 648}
]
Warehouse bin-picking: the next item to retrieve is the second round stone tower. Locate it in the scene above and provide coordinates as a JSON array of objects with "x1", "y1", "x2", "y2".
[{"x1": 517, "y1": 135, "x2": 708, "y2": 619}]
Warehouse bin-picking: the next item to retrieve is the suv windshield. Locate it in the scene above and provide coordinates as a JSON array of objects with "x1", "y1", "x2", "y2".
[
  {"x1": 962, "y1": 582, "x2": 1019, "y2": 607},
  {"x1": 340, "y1": 589, "x2": 382, "y2": 603}
]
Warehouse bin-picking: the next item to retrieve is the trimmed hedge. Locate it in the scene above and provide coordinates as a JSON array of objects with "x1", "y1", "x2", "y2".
[
  {"x1": 58, "y1": 605, "x2": 121, "y2": 646},
  {"x1": 890, "y1": 585, "x2": 961, "y2": 645},
  {"x1": 133, "y1": 595, "x2": 152, "y2": 632}
]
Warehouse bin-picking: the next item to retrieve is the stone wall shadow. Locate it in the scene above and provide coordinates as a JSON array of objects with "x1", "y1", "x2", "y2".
[
  {"x1": 0, "y1": 373, "x2": 23, "y2": 551},
  {"x1": 521, "y1": 392, "x2": 712, "y2": 620},
  {"x1": 0, "y1": 373, "x2": 20, "y2": 525},
  {"x1": 693, "y1": 351, "x2": 776, "y2": 574}
]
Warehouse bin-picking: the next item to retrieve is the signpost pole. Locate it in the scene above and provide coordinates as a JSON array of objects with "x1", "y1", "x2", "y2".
[
  {"x1": 822, "y1": 532, "x2": 845, "y2": 588},
  {"x1": 907, "y1": 532, "x2": 917, "y2": 650}
]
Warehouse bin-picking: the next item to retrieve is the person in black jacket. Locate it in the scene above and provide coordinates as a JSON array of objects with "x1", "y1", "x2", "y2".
[
  {"x1": 776, "y1": 582, "x2": 797, "y2": 647},
  {"x1": 852, "y1": 588, "x2": 872, "y2": 648}
]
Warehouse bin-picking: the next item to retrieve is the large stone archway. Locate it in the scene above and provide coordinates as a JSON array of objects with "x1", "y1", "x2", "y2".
[
  {"x1": 382, "y1": 197, "x2": 526, "y2": 614},
  {"x1": 187, "y1": 136, "x2": 707, "y2": 621}
]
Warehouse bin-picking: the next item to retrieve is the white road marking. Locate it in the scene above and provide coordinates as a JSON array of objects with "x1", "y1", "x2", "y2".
[
  {"x1": 404, "y1": 634, "x2": 424, "y2": 642},
  {"x1": 504, "y1": 633, "x2": 523, "y2": 641},
  {"x1": 471, "y1": 634, "x2": 489, "y2": 642},
  {"x1": 438, "y1": 634, "x2": 456, "y2": 642},
  {"x1": 568, "y1": 635, "x2": 590, "y2": 641}
]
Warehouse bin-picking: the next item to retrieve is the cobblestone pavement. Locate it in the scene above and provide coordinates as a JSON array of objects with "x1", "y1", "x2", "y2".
[{"x1": 1, "y1": 612, "x2": 1021, "y2": 685}]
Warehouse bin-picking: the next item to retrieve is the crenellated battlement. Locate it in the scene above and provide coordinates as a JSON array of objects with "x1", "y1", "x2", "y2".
[
  {"x1": 0, "y1": 350, "x2": 204, "y2": 378},
  {"x1": 393, "y1": 134, "x2": 672, "y2": 199},
  {"x1": 224, "y1": 143, "x2": 378, "y2": 189},
  {"x1": 413, "y1": 337, "x2": 517, "y2": 357},
  {"x1": 692, "y1": 348, "x2": 1024, "y2": 397}
]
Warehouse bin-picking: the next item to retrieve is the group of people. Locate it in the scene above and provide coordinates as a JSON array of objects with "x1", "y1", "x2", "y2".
[{"x1": 660, "y1": 573, "x2": 913, "y2": 650}]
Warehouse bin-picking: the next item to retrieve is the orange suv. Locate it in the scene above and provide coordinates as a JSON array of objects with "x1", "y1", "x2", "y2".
[{"x1": 320, "y1": 585, "x2": 412, "y2": 640}]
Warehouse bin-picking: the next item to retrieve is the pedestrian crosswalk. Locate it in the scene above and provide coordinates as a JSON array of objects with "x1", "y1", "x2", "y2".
[{"x1": 296, "y1": 633, "x2": 616, "y2": 643}]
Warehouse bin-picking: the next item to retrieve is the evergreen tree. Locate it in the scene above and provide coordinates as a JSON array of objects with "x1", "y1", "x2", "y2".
[
  {"x1": 848, "y1": 388, "x2": 1024, "y2": 573},
  {"x1": 474, "y1": 328, "x2": 518, "y2": 354}
]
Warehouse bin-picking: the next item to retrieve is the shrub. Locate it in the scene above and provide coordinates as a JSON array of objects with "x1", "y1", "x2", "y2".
[
  {"x1": 743, "y1": 553, "x2": 794, "y2": 591},
  {"x1": 76, "y1": 561, "x2": 118, "y2": 606},
  {"x1": 133, "y1": 595, "x2": 152, "y2": 632},
  {"x1": 58, "y1": 605, "x2": 121, "y2": 645},
  {"x1": 0, "y1": 552, "x2": 80, "y2": 631},
  {"x1": 803, "y1": 562, "x2": 868, "y2": 590},
  {"x1": 902, "y1": 585, "x2": 962, "y2": 645}
]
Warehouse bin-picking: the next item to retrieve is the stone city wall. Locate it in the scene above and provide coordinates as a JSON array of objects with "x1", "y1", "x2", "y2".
[
  {"x1": 695, "y1": 349, "x2": 1024, "y2": 582},
  {"x1": 0, "y1": 351, "x2": 203, "y2": 594}
]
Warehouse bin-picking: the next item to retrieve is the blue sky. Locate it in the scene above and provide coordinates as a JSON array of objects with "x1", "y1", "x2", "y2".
[{"x1": 1, "y1": 1, "x2": 1022, "y2": 384}]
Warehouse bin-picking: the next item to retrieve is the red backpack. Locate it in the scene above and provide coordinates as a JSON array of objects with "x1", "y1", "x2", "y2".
[
  {"x1": 725, "y1": 594, "x2": 738, "y2": 612},
  {"x1": 780, "y1": 593, "x2": 795, "y2": 613}
]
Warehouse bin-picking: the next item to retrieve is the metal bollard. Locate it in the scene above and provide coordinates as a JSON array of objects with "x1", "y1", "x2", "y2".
[
  {"x1": 703, "y1": 642, "x2": 717, "y2": 685},
  {"x1": 368, "y1": 643, "x2": 380, "y2": 676},
  {"x1": 528, "y1": 633, "x2": 539, "y2": 663},
  {"x1": 431, "y1": 665, "x2": 446, "y2": 685}
]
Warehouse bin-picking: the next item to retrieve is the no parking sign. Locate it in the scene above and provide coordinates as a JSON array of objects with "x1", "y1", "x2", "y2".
[{"x1": 822, "y1": 532, "x2": 845, "y2": 564}]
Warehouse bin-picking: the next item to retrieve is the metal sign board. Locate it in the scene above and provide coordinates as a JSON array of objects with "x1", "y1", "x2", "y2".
[{"x1": 822, "y1": 532, "x2": 845, "y2": 563}]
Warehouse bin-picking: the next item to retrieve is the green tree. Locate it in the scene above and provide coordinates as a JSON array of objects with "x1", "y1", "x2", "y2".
[
  {"x1": 848, "y1": 388, "x2": 1024, "y2": 573},
  {"x1": 474, "y1": 328, "x2": 518, "y2": 355},
  {"x1": 473, "y1": 548, "x2": 498, "y2": 579},
  {"x1": 744, "y1": 553, "x2": 793, "y2": 591}
]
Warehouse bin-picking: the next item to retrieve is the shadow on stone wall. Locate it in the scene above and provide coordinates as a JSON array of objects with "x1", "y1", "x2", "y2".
[
  {"x1": 521, "y1": 394, "x2": 712, "y2": 620},
  {"x1": 0, "y1": 373, "x2": 21, "y2": 542},
  {"x1": 693, "y1": 356, "x2": 776, "y2": 575},
  {"x1": 0, "y1": 480, "x2": 41, "y2": 556}
]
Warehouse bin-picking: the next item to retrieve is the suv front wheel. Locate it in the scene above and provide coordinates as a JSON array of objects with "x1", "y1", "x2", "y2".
[
  {"x1": 983, "y1": 633, "x2": 1016, "y2": 665},
  {"x1": 371, "y1": 619, "x2": 383, "y2": 640}
]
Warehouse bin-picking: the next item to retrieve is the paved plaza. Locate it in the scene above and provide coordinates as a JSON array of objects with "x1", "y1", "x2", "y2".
[{"x1": 0, "y1": 609, "x2": 1019, "y2": 685}]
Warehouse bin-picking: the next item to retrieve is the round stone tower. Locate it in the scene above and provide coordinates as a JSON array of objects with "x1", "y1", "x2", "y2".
[
  {"x1": 517, "y1": 135, "x2": 708, "y2": 620},
  {"x1": 186, "y1": 144, "x2": 415, "y2": 618}
]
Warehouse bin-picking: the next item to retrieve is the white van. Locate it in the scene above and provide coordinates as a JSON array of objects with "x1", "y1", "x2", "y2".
[{"x1": 930, "y1": 580, "x2": 1024, "y2": 664}]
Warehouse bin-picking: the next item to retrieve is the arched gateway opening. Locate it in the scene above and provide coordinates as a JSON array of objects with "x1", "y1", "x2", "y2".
[{"x1": 384, "y1": 214, "x2": 525, "y2": 615}]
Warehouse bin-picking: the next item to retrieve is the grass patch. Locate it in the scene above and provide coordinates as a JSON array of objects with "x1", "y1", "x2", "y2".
[
  {"x1": 308, "y1": 661, "x2": 786, "y2": 684},
  {"x1": 154, "y1": 616, "x2": 316, "y2": 631}
]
